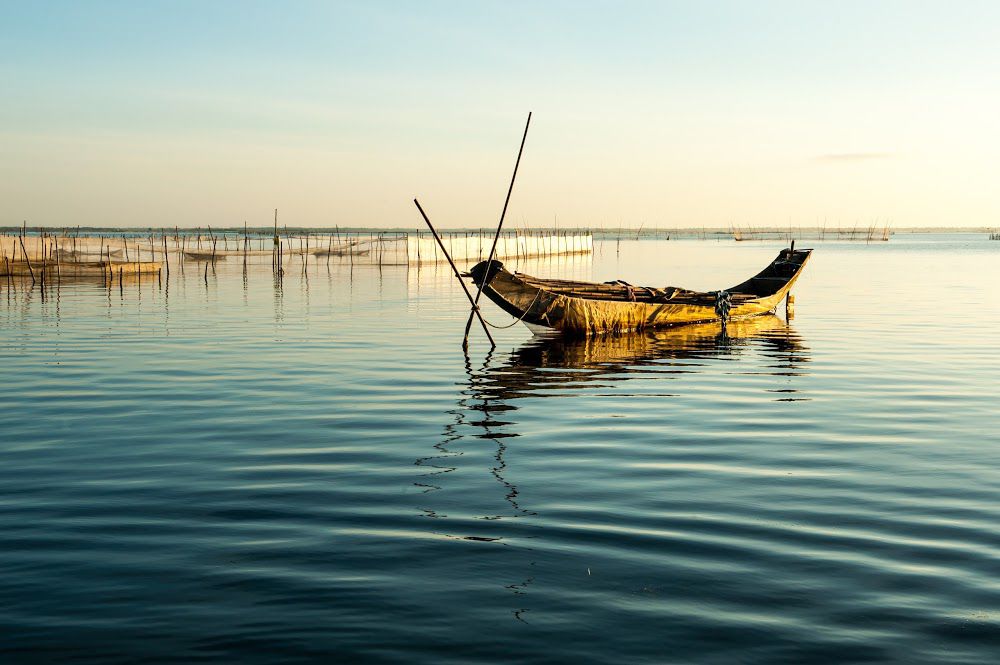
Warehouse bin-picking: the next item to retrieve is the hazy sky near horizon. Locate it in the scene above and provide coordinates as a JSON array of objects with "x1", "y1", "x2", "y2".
[{"x1": 2, "y1": 1, "x2": 998, "y2": 229}]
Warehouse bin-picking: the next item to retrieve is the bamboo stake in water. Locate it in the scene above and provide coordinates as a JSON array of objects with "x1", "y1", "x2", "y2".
[
  {"x1": 38, "y1": 234, "x2": 47, "y2": 290},
  {"x1": 463, "y1": 112, "x2": 531, "y2": 348},
  {"x1": 18, "y1": 235, "x2": 35, "y2": 285}
]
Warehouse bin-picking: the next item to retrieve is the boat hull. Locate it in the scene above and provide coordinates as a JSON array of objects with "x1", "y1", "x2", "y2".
[
  {"x1": 0, "y1": 261, "x2": 162, "y2": 278},
  {"x1": 471, "y1": 248, "x2": 811, "y2": 336}
]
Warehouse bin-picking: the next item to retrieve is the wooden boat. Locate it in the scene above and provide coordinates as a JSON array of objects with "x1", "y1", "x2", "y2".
[
  {"x1": 469, "y1": 245, "x2": 812, "y2": 335},
  {"x1": 0, "y1": 260, "x2": 161, "y2": 278},
  {"x1": 183, "y1": 251, "x2": 225, "y2": 261},
  {"x1": 53, "y1": 248, "x2": 124, "y2": 260}
]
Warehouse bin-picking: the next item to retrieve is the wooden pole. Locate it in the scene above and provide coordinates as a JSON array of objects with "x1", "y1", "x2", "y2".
[
  {"x1": 18, "y1": 235, "x2": 35, "y2": 285},
  {"x1": 413, "y1": 199, "x2": 495, "y2": 348},
  {"x1": 463, "y1": 111, "x2": 531, "y2": 346}
]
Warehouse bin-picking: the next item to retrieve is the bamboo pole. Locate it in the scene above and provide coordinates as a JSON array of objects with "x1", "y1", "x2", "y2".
[
  {"x1": 413, "y1": 199, "x2": 495, "y2": 348},
  {"x1": 38, "y1": 235, "x2": 46, "y2": 290},
  {"x1": 463, "y1": 112, "x2": 531, "y2": 347},
  {"x1": 18, "y1": 235, "x2": 35, "y2": 285}
]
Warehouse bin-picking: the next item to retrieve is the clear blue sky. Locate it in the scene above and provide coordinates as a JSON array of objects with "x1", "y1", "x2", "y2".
[{"x1": 2, "y1": 1, "x2": 998, "y2": 228}]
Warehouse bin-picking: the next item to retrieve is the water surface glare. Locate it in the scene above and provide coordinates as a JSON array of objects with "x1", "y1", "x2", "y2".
[{"x1": 2, "y1": 235, "x2": 999, "y2": 663}]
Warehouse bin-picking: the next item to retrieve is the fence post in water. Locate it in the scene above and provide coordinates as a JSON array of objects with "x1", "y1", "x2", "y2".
[
  {"x1": 163, "y1": 233, "x2": 170, "y2": 277},
  {"x1": 18, "y1": 235, "x2": 35, "y2": 286},
  {"x1": 38, "y1": 235, "x2": 46, "y2": 291}
]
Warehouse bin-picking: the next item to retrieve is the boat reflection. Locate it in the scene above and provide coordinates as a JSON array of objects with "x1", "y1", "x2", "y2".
[{"x1": 475, "y1": 315, "x2": 809, "y2": 401}]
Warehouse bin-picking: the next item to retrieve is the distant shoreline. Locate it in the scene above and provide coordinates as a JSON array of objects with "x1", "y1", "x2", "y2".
[{"x1": 0, "y1": 226, "x2": 995, "y2": 235}]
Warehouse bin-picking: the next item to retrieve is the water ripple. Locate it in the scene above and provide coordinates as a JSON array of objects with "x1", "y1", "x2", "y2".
[{"x1": 1, "y1": 239, "x2": 999, "y2": 663}]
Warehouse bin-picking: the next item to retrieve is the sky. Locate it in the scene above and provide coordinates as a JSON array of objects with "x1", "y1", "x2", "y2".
[{"x1": 1, "y1": 0, "x2": 998, "y2": 229}]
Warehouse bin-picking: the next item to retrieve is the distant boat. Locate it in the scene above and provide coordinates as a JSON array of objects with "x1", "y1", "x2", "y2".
[
  {"x1": 470, "y1": 245, "x2": 812, "y2": 335},
  {"x1": 53, "y1": 248, "x2": 123, "y2": 261},
  {"x1": 183, "y1": 251, "x2": 225, "y2": 261},
  {"x1": 1, "y1": 260, "x2": 161, "y2": 278}
]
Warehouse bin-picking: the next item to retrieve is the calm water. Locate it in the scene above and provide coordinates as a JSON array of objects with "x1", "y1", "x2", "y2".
[{"x1": 1, "y1": 235, "x2": 999, "y2": 663}]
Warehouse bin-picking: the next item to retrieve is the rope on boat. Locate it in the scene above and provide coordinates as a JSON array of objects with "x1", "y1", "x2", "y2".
[
  {"x1": 714, "y1": 290, "x2": 732, "y2": 326},
  {"x1": 483, "y1": 288, "x2": 543, "y2": 329}
]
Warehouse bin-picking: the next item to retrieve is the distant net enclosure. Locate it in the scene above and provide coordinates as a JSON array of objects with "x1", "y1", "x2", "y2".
[
  {"x1": 0, "y1": 229, "x2": 594, "y2": 281},
  {"x1": 405, "y1": 231, "x2": 593, "y2": 265},
  {"x1": 281, "y1": 230, "x2": 592, "y2": 265}
]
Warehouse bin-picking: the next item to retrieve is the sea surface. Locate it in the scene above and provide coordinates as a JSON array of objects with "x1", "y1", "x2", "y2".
[{"x1": 1, "y1": 234, "x2": 998, "y2": 664}]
